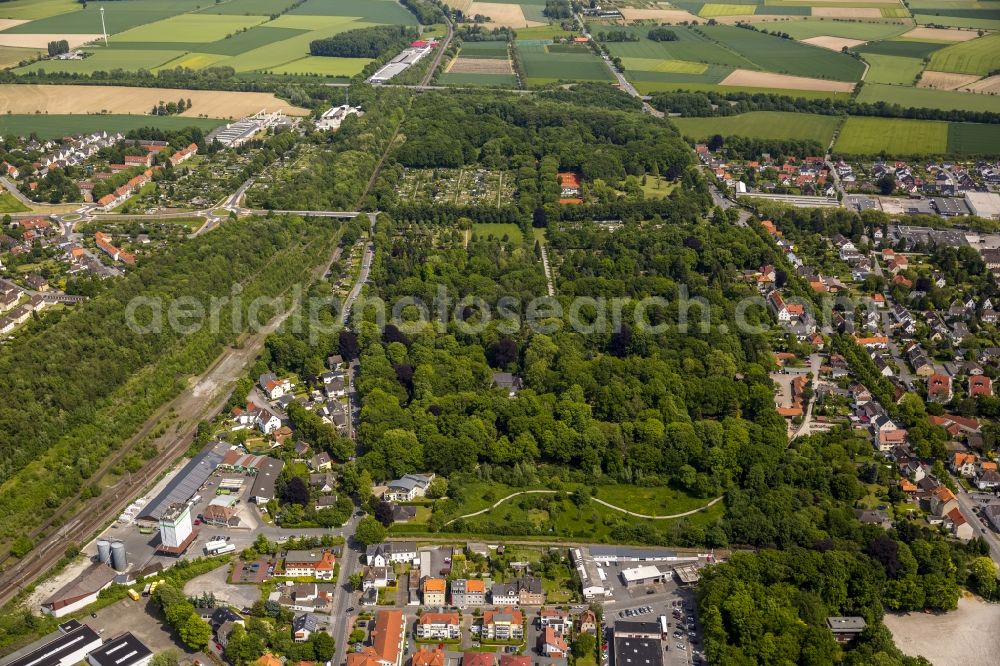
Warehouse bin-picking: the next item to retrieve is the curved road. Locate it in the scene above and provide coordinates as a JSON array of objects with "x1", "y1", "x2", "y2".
[{"x1": 444, "y1": 490, "x2": 723, "y2": 525}]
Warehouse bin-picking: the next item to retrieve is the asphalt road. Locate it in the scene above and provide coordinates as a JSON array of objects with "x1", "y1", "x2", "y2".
[{"x1": 953, "y1": 487, "x2": 1000, "y2": 566}]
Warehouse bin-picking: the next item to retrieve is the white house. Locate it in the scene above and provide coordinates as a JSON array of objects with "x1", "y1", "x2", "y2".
[{"x1": 383, "y1": 473, "x2": 435, "y2": 502}]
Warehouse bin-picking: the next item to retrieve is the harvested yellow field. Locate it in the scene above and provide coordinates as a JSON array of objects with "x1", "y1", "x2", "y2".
[
  {"x1": 620, "y1": 8, "x2": 701, "y2": 22},
  {"x1": 802, "y1": 35, "x2": 867, "y2": 51},
  {"x1": 812, "y1": 7, "x2": 882, "y2": 17},
  {"x1": 445, "y1": 0, "x2": 474, "y2": 11},
  {"x1": 621, "y1": 58, "x2": 708, "y2": 74},
  {"x1": 0, "y1": 84, "x2": 309, "y2": 119},
  {"x1": 0, "y1": 19, "x2": 27, "y2": 30},
  {"x1": 721, "y1": 69, "x2": 857, "y2": 92},
  {"x1": 467, "y1": 2, "x2": 541, "y2": 28},
  {"x1": 959, "y1": 74, "x2": 1000, "y2": 93},
  {"x1": 918, "y1": 70, "x2": 981, "y2": 89},
  {"x1": 448, "y1": 57, "x2": 513, "y2": 74},
  {"x1": 901, "y1": 27, "x2": 980, "y2": 42},
  {"x1": 0, "y1": 33, "x2": 102, "y2": 48}
]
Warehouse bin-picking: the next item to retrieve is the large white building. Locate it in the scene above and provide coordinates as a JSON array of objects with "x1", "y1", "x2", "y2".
[
  {"x1": 966, "y1": 191, "x2": 1000, "y2": 220},
  {"x1": 158, "y1": 502, "x2": 193, "y2": 550}
]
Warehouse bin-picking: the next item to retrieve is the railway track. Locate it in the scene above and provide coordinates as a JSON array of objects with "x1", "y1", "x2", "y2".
[{"x1": 0, "y1": 239, "x2": 346, "y2": 609}]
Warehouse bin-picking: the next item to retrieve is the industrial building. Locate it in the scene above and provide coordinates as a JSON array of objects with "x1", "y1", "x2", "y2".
[
  {"x1": 570, "y1": 547, "x2": 608, "y2": 600},
  {"x1": 249, "y1": 457, "x2": 284, "y2": 504},
  {"x1": 86, "y1": 633, "x2": 152, "y2": 666},
  {"x1": 589, "y1": 546, "x2": 680, "y2": 564},
  {"x1": 41, "y1": 564, "x2": 119, "y2": 617},
  {"x1": 137, "y1": 442, "x2": 228, "y2": 525},
  {"x1": 369, "y1": 42, "x2": 435, "y2": 84},
  {"x1": 0, "y1": 622, "x2": 102, "y2": 666},
  {"x1": 619, "y1": 564, "x2": 668, "y2": 588},
  {"x1": 207, "y1": 111, "x2": 289, "y2": 148},
  {"x1": 315, "y1": 105, "x2": 363, "y2": 131},
  {"x1": 157, "y1": 502, "x2": 198, "y2": 555},
  {"x1": 966, "y1": 191, "x2": 1000, "y2": 220}
]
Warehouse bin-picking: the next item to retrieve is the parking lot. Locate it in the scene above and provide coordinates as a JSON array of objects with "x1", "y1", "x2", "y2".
[
  {"x1": 606, "y1": 580, "x2": 704, "y2": 665},
  {"x1": 85, "y1": 595, "x2": 211, "y2": 664}
]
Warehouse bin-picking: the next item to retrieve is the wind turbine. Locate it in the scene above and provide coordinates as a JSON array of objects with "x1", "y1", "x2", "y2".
[{"x1": 100, "y1": 6, "x2": 108, "y2": 47}]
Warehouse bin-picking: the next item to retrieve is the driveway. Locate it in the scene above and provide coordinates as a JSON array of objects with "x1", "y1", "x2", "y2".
[{"x1": 184, "y1": 562, "x2": 261, "y2": 609}]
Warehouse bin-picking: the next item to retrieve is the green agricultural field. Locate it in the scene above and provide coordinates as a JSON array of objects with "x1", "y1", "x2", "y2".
[
  {"x1": 458, "y1": 40, "x2": 510, "y2": 59},
  {"x1": 0, "y1": 193, "x2": 29, "y2": 214},
  {"x1": 857, "y1": 83, "x2": 1000, "y2": 113},
  {"x1": 0, "y1": 0, "x2": 79, "y2": 21},
  {"x1": 699, "y1": 24, "x2": 865, "y2": 81},
  {"x1": 605, "y1": 26, "x2": 756, "y2": 69},
  {"x1": 203, "y1": 0, "x2": 301, "y2": 14},
  {"x1": 854, "y1": 40, "x2": 946, "y2": 59},
  {"x1": 513, "y1": 24, "x2": 574, "y2": 41},
  {"x1": 835, "y1": 116, "x2": 949, "y2": 155},
  {"x1": 288, "y1": 0, "x2": 416, "y2": 23},
  {"x1": 271, "y1": 56, "x2": 371, "y2": 77},
  {"x1": 1, "y1": 0, "x2": 206, "y2": 35},
  {"x1": 112, "y1": 13, "x2": 268, "y2": 43},
  {"x1": 518, "y1": 43, "x2": 614, "y2": 85},
  {"x1": 670, "y1": 111, "x2": 841, "y2": 144},
  {"x1": 778, "y1": 20, "x2": 911, "y2": 41},
  {"x1": 0, "y1": 114, "x2": 223, "y2": 139},
  {"x1": 16, "y1": 49, "x2": 182, "y2": 74},
  {"x1": 626, "y1": 64, "x2": 731, "y2": 85},
  {"x1": 928, "y1": 33, "x2": 1000, "y2": 75},
  {"x1": 439, "y1": 72, "x2": 519, "y2": 86},
  {"x1": 634, "y1": 81, "x2": 854, "y2": 99},
  {"x1": 913, "y1": 13, "x2": 1000, "y2": 28},
  {"x1": 947, "y1": 123, "x2": 1000, "y2": 156},
  {"x1": 863, "y1": 54, "x2": 924, "y2": 85}
]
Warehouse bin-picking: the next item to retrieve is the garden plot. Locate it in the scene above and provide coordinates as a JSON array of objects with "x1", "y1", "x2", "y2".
[{"x1": 396, "y1": 168, "x2": 515, "y2": 207}]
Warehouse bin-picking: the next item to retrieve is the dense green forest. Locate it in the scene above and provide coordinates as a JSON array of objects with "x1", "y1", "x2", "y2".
[
  {"x1": 309, "y1": 25, "x2": 417, "y2": 59},
  {"x1": 0, "y1": 216, "x2": 339, "y2": 553}
]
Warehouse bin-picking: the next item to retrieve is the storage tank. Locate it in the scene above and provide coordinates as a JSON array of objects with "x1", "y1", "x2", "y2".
[
  {"x1": 110, "y1": 541, "x2": 127, "y2": 571},
  {"x1": 96, "y1": 539, "x2": 111, "y2": 564}
]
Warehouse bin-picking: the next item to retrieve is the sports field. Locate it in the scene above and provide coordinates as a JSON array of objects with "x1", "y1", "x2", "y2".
[
  {"x1": 0, "y1": 113, "x2": 223, "y2": 139},
  {"x1": 1, "y1": 0, "x2": 413, "y2": 76},
  {"x1": 834, "y1": 116, "x2": 949, "y2": 155},
  {"x1": 671, "y1": 111, "x2": 841, "y2": 144}
]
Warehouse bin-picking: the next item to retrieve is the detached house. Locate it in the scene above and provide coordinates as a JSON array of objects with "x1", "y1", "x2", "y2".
[
  {"x1": 951, "y1": 452, "x2": 977, "y2": 478},
  {"x1": 969, "y1": 375, "x2": 993, "y2": 398},
  {"x1": 927, "y1": 374, "x2": 953, "y2": 403},
  {"x1": 539, "y1": 627, "x2": 569, "y2": 658},
  {"x1": 259, "y1": 373, "x2": 291, "y2": 400},
  {"x1": 383, "y1": 473, "x2": 435, "y2": 502}
]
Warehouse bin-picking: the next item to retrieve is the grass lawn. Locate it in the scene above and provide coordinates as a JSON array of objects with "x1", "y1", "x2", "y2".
[
  {"x1": 670, "y1": 111, "x2": 841, "y2": 145},
  {"x1": 594, "y1": 483, "x2": 717, "y2": 516},
  {"x1": 472, "y1": 223, "x2": 524, "y2": 244},
  {"x1": 542, "y1": 575, "x2": 575, "y2": 603},
  {"x1": 834, "y1": 116, "x2": 949, "y2": 155},
  {"x1": 641, "y1": 179, "x2": 676, "y2": 200},
  {"x1": 0, "y1": 193, "x2": 30, "y2": 213}
]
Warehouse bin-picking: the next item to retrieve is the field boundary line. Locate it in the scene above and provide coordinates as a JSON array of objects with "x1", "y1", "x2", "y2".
[{"x1": 443, "y1": 490, "x2": 723, "y2": 525}]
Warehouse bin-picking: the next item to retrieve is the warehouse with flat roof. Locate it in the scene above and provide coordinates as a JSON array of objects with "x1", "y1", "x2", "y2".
[
  {"x1": 0, "y1": 623, "x2": 101, "y2": 666},
  {"x1": 86, "y1": 633, "x2": 152, "y2": 666},
  {"x1": 137, "y1": 442, "x2": 228, "y2": 525}
]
